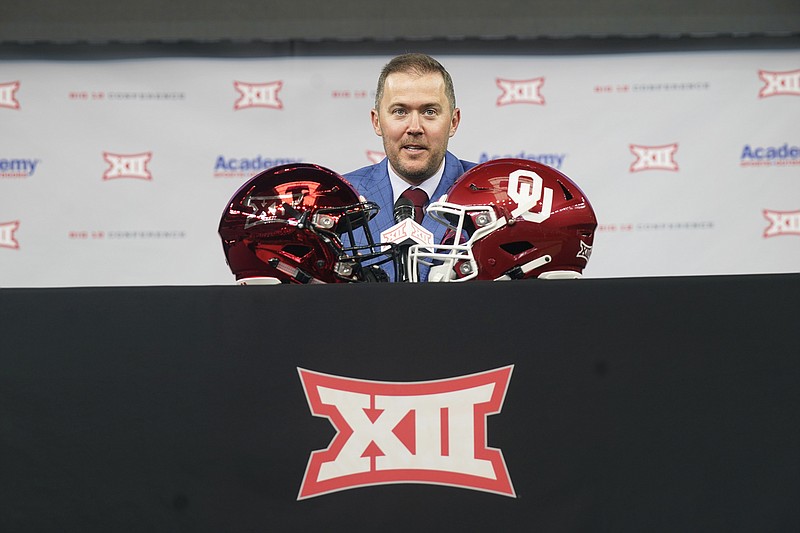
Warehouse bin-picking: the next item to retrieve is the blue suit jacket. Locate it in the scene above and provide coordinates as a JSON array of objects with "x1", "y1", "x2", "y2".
[{"x1": 344, "y1": 151, "x2": 476, "y2": 281}]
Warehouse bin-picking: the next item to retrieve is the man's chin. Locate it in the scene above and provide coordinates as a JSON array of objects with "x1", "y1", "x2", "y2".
[{"x1": 396, "y1": 165, "x2": 433, "y2": 184}]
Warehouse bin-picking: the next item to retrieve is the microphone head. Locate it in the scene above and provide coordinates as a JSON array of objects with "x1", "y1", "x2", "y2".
[{"x1": 393, "y1": 197, "x2": 415, "y2": 223}]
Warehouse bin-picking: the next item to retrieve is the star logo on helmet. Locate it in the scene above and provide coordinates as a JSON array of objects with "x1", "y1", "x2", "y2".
[{"x1": 577, "y1": 240, "x2": 593, "y2": 261}]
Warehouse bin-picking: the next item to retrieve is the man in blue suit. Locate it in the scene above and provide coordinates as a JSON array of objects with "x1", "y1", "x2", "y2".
[{"x1": 345, "y1": 53, "x2": 476, "y2": 281}]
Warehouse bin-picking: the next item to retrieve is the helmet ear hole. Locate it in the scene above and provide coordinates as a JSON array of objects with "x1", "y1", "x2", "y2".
[
  {"x1": 499, "y1": 241, "x2": 535, "y2": 256},
  {"x1": 556, "y1": 179, "x2": 573, "y2": 201},
  {"x1": 281, "y1": 244, "x2": 313, "y2": 260}
]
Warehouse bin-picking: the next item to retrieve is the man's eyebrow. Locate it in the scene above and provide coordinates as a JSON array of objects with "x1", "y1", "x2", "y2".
[{"x1": 389, "y1": 101, "x2": 443, "y2": 108}]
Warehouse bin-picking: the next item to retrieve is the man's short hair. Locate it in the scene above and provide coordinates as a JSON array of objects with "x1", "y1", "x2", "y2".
[{"x1": 374, "y1": 53, "x2": 456, "y2": 111}]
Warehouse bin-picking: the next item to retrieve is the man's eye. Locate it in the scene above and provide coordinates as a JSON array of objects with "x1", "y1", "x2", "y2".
[
  {"x1": 392, "y1": 108, "x2": 407, "y2": 116},
  {"x1": 423, "y1": 109, "x2": 437, "y2": 116}
]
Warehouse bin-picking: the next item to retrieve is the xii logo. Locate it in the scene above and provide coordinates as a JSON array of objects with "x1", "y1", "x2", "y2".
[
  {"x1": 758, "y1": 70, "x2": 800, "y2": 98},
  {"x1": 234, "y1": 81, "x2": 283, "y2": 110},
  {"x1": 103, "y1": 152, "x2": 153, "y2": 180},
  {"x1": 297, "y1": 366, "x2": 515, "y2": 499},
  {"x1": 496, "y1": 78, "x2": 545, "y2": 106},
  {"x1": 0, "y1": 220, "x2": 20, "y2": 249},
  {"x1": 0, "y1": 81, "x2": 20, "y2": 110},
  {"x1": 629, "y1": 143, "x2": 679, "y2": 172}
]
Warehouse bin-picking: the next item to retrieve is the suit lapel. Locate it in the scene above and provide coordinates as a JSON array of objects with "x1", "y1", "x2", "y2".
[{"x1": 359, "y1": 160, "x2": 396, "y2": 236}]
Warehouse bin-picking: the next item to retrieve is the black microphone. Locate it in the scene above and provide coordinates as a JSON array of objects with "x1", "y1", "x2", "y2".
[
  {"x1": 393, "y1": 197, "x2": 414, "y2": 224},
  {"x1": 392, "y1": 197, "x2": 415, "y2": 282}
]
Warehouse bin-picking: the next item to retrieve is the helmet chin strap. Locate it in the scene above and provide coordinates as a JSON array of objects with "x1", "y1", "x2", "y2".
[{"x1": 494, "y1": 254, "x2": 552, "y2": 281}]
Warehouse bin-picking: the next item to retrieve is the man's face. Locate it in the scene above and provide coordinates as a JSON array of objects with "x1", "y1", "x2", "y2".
[{"x1": 371, "y1": 71, "x2": 461, "y2": 185}]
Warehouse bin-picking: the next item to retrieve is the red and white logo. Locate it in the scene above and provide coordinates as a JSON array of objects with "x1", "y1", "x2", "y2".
[
  {"x1": 508, "y1": 169, "x2": 553, "y2": 223},
  {"x1": 577, "y1": 240, "x2": 593, "y2": 261},
  {"x1": 102, "y1": 152, "x2": 153, "y2": 180},
  {"x1": 242, "y1": 181, "x2": 321, "y2": 229},
  {"x1": 0, "y1": 220, "x2": 20, "y2": 249},
  {"x1": 0, "y1": 81, "x2": 21, "y2": 110},
  {"x1": 763, "y1": 209, "x2": 800, "y2": 237},
  {"x1": 496, "y1": 78, "x2": 545, "y2": 106},
  {"x1": 366, "y1": 150, "x2": 385, "y2": 165},
  {"x1": 630, "y1": 143, "x2": 679, "y2": 172},
  {"x1": 758, "y1": 69, "x2": 800, "y2": 98},
  {"x1": 297, "y1": 366, "x2": 515, "y2": 500},
  {"x1": 380, "y1": 218, "x2": 434, "y2": 246},
  {"x1": 234, "y1": 81, "x2": 283, "y2": 110}
]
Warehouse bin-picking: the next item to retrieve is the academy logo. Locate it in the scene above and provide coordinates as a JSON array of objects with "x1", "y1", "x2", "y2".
[
  {"x1": 740, "y1": 143, "x2": 800, "y2": 167},
  {"x1": 496, "y1": 77, "x2": 545, "y2": 106},
  {"x1": 234, "y1": 81, "x2": 283, "y2": 110},
  {"x1": 763, "y1": 209, "x2": 800, "y2": 238},
  {"x1": 478, "y1": 151, "x2": 566, "y2": 170},
  {"x1": 630, "y1": 143, "x2": 679, "y2": 172},
  {"x1": 0, "y1": 158, "x2": 40, "y2": 178},
  {"x1": 758, "y1": 69, "x2": 800, "y2": 98},
  {"x1": 297, "y1": 366, "x2": 515, "y2": 500},
  {"x1": 0, "y1": 81, "x2": 20, "y2": 110},
  {"x1": 102, "y1": 152, "x2": 153, "y2": 181},
  {"x1": 213, "y1": 155, "x2": 303, "y2": 178},
  {"x1": 0, "y1": 220, "x2": 20, "y2": 249}
]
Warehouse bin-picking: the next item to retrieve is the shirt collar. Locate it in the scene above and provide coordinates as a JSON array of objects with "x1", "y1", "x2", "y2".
[{"x1": 387, "y1": 159, "x2": 445, "y2": 205}]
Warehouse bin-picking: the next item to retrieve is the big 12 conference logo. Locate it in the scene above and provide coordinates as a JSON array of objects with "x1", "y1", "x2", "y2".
[
  {"x1": 758, "y1": 69, "x2": 800, "y2": 98},
  {"x1": 103, "y1": 152, "x2": 153, "y2": 180},
  {"x1": 234, "y1": 81, "x2": 283, "y2": 110},
  {"x1": 0, "y1": 81, "x2": 21, "y2": 110},
  {"x1": 0, "y1": 220, "x2": 20, "y2": 249},
  {"x1": 763, "y1": 209, "x2": 800, "y2": 237},
  {"x1": 297, "y1": 366, "x2": 515, "y2": 499},
  {"x1": 629, "y1": 143, "x2": 679, "y2": 172},
  {"x1": 496, "y1": 77, "x2": 545, "y2": 106}
]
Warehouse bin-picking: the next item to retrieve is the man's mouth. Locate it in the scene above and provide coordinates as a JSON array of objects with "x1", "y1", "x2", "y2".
[{"x1": 403, "y1": 144, "x2": 427, "y2": 152}]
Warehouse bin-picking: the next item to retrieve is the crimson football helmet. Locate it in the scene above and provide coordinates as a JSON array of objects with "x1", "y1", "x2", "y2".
[
  {"x1": 409, "y1": 158, "x2": 597, "y2": 282},
  {"x1": 219, "y1": 163, "x2": 392, "y2": 284}
]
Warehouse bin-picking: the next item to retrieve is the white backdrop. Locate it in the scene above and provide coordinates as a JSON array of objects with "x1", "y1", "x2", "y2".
[{"x1": 1, "y1": 50, "x2": 798, "y2": 287}]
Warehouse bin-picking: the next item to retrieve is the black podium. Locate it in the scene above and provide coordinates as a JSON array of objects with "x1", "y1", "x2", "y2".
[{"x1": 1, "y1": 274, "x2": 798, "y2": 532}]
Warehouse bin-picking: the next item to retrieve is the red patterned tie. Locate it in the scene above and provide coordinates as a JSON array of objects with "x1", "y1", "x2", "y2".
[{"x1": 401, "y1": 187, "x2": 429, "y2": 224}]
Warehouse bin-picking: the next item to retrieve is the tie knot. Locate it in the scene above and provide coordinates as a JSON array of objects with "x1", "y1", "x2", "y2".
[{"x1": 401, "y1": 187, "x2": 429, "y2": 223}]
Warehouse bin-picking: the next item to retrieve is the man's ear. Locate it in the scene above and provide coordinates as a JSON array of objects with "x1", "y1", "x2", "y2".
[
  {"x1": 449, "y1": 107, "x2": 461, "y2": 138},
  {"x1": 371, "y1": 108, "x2": 383, "y2": 136}
]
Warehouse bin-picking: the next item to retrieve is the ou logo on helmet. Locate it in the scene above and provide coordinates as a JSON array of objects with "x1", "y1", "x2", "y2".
[{"x1": 507, "y1": 169, "x2": 553, "y2": 223}]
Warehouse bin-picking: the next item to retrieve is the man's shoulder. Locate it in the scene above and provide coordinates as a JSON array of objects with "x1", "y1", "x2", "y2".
[
  {"x1": 460, "y1": 159, "x2": 477, "y2": 172},
  {"x1": 343, "y1": 163, "x2": 377, "y2": 179},
  {"x1": 445, "y1": 152, "x2": 477, "y2": 175},
  {"x1": 343, "y1": 161, "x2": 385, "y2": 187}
]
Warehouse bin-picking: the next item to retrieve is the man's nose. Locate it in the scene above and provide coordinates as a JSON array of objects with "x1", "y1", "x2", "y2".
[{"x1": 406, "y1": 112, "x2": 423, "y2": 134}]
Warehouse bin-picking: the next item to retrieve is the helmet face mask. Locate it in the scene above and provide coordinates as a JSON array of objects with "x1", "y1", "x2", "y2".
[
  {"x1": 410, "y1": 158, "x2": 597, "y2": 282},
  {"x1": 219, "y1": 163, "x2": 392, "y2": 284}
]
